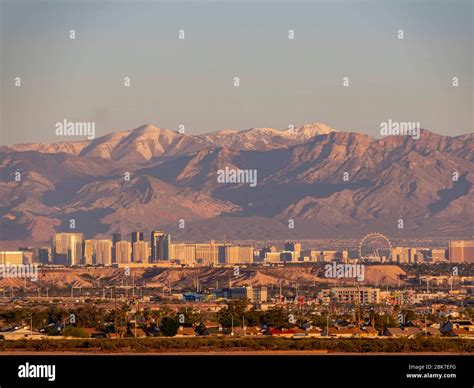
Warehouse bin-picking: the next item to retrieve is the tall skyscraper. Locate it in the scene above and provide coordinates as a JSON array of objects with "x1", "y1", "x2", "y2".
[
  {"x1": 151, "y1": 231, "x2": 171, "y2": 261},
  {"x1": 112, "y1": 233, "x2": 122, "y2": 263},
  {"x1": 38, "y1": 247, "x2": 51, "y2": 264},
  {"x1": 431, "y1": 249, "x2": 447, "y2": 263},
  {"x1": 112, "y1": 233, "x2": 122, "y2": 245},
  {"x1": 132, "y1": 241, "x2": 149, "y2": 263},
  {"x1": 151, "y1": 230, "x2": 164, "y2": 262},
  {"x1": 84, "y1": 240, "x2": 96, "y2": 265},
  {"x1": 449, "y1": 240, "x2": 474, "y2": 263},
  {"x1": 53, "y1": 233, "x2": 84, "y2": 265},
  {"x1": 284, "y1": 242, "x2": 302, "y2": 259},
  {"x1": 131, "y1": 232, "x2": 143, "y2": 244},
  {"x1": 160, "y1": 234, "x2": 171, "y2": 261},
  {"x1": 83, "y1": 239, "x2": 113, "y2": 265},
  {"x1": 95, "y1": 240, "x2": 112, "y2": 265},
  {"x1": 116, "y1": 241, "x2": 132, "y2": 264},
  {"x1": 131, "y1": 232, "x2": 144, "y2": 260}
]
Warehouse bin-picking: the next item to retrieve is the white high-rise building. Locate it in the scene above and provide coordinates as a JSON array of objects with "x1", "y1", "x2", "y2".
[
  {"x1": 84, "y1": 239, "x2": 114, "y2": 266},
  {"x1": 132, "y1": 241, "x2": 149, "y2": 263},
  {"x1": 53, "y1": 233, "x2": 84, "y2": 266},
  {"x1": 116, "y1": 241, "x2": 132, "y2": 264}
]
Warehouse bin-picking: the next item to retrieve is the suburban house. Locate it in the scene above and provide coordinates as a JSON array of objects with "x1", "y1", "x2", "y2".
[
  {"x1": 322, "y1": 327, "x2": 364, "y2": 338},
  {"x1": 265, "y1": 328, "x2": 297, "y2": 338},
  {"x1": 305, "y1": 327, "x2": 322, "y2": 338},
  {"x1": 383, "y1": 327, "x2": 421, "y2": 338},
  {"x1": 441, "y1": 320, "x2": 474, "y2": 334}
]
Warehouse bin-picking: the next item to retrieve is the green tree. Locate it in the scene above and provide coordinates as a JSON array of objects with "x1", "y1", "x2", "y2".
[
  {"x1": 47, "y1": 306, "x2": 69, "y2": 324},
  {"x1": 244, "y1": 309, "x2": 263, "y2": 327},
  {"x1": 73, "y1": 305, "x2": 105, "y2": 329},
  {"x1": 160, "y1": 317, "x2": 179, "y2": 337},
  {"x1": 262, "y1": 307, "x2": 292, "y2": 329},
  {"x1": 403, "y1": 309, "x2": 417, "y2": 323},
  {"x1": 217, "y1": 300, "x2": 248, "y2": 328},
  {"x1": 176, "y1": 307, "x2": 202, "y2": 327},
  {"x1": 374, "y1": 313, "x2": 397, "y2": 330},
  {"x1": 311, "y1": 314, "x2": 332, "y2": 328}
]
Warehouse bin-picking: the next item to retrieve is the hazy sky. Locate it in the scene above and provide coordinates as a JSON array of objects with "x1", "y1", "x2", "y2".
[{"x1": 1, "y1": 0, "x2": 473, "y2": 145}]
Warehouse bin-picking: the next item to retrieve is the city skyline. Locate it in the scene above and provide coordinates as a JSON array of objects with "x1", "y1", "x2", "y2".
[
  {"x1": 0, "y1": 0, "x2": 473, "y2": 381},
  {"x1": 3, "y1": 228, "x2": 473, "y2": 267}
]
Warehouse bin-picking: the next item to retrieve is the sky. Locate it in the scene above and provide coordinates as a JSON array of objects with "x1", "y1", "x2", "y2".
[{"x1": 1, "y1": 0, "x2": 473, "y2": 145}]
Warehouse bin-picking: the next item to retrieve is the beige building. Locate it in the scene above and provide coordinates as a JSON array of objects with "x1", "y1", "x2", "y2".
[
  {"x1": 115, "y1": 240, "x2": 132, "y2": 264},
  {"x1": 195, "y1": 241, "x2": 221, "y2": 265},
  {"x1": 53, "y1": 232, "x2": 84, "y2": 265},
  {"x1": 264, "y1": 252, "x2": 282, "y2": 263},
  {"x1": 84, "y1": 239, "x2": 112, "y2": 265},
  {"x1": 169, "y1": 242, "x2": 254, "y2": 265},
  {"x1": 449, "y1": 240, "x2": 474, "y2": 263},
  {"x1": 431, "y1": 249, "x2": 447, "y2": 262},
  {"x1": 0, "y1": 251, "x2": 23, "y2": 265},
  {"x1": 83, "y1": 240, "x2": 94, "y2": 265},
  {"x1": 95, "y1": 240, "x2": 112, "y2": 265},
  {"x1": 20, "y1": 250, "x2": 34, "y2": 264},
  {"x1": 224, "y1": 245, "x2": 254, "y2": 264},
  {"x1": 392, "y1": 247, "x2": 424, "y2": 264},
  {"x1": 132, "y1": 241, "x2": 149, "y2": 263},
  {"x1": 170, "y1": 243, "x2": 196, "y2": 265},
  {"x1": 330, "y1": 287, "x2": 380, "y2": 304},
  {"x1": 392, "y1": 247, "x2": 409, "y2": 264}
]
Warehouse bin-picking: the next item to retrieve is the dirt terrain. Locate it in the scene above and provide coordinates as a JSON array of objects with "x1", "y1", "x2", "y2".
[{"x1": 0, "y1": 265, "x2": 406, "y2": 290}]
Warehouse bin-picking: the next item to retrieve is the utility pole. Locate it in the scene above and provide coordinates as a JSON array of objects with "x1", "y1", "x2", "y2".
[
  {"x1": 357, "y1": 284, "x2": 361, "y2": 328},
  {"x1": 279, "y1": 279, "x2": 282, "y2": 305},
  {"x1": 132, "y1": 274, "x2": 135, "y2": 298}
]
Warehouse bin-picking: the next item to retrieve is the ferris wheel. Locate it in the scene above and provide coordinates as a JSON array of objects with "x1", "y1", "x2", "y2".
[{"x1": 359, "y1": 233, "x2": 392, "y2": 262}]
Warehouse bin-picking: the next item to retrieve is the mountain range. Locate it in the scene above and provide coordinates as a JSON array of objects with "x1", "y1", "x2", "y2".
[{"x1": 1, "y1": 123, "x2": 473, "y2": 243}]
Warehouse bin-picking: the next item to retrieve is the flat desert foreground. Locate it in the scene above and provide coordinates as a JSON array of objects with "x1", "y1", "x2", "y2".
[{"x1": 0, "y1": 350, "x2": 470, "y2": 356}]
